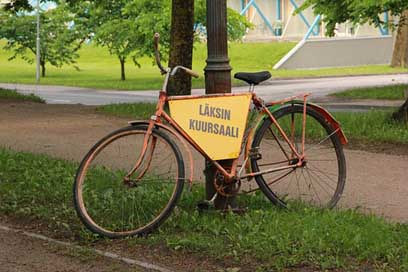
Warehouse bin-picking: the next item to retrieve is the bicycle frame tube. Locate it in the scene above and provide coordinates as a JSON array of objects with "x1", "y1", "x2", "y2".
[
  {"x1": 163, "y1": 92, "x2": 307, "y2": 180},
  {"x1": 129, "y1": 78, "x2": 312, "y2": 183},
  {"x1": 159, "y1": 102, "x2": 240, "y2": 180},
  {"x1": 257, "y1": 96, "x2": 306, "y2": 164},
  {"x1": 124, "y1": 120, "x2": 156, "y2": 182}
]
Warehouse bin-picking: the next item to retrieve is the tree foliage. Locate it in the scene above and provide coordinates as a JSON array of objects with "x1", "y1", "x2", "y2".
[
  {"x1": 195, "y1": 0, "x2": 252, "y2": 41},
  {"x1": 301, "y1": 0, "x2": 408, "y2": 36},
  {"x1": 300, "y1": 1, "x2": 408, "y2": 121},
  {"x1": 87, "y1": 0, "x2": 170, "y2": 80},
  {"x1": 1, "y1": 0, "x2": 33, "y2": 12},
  {"x1": 1, "y1": 0, "x2": 251, "y2": 80},
  {"x1": 0, "y1": 1, "x2": 88, "y2": 77}
]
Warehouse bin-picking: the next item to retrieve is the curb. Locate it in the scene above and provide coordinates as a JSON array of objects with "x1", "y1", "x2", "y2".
[{"x1": 0, "y1": 224, "x2": 174, "y2": 272}]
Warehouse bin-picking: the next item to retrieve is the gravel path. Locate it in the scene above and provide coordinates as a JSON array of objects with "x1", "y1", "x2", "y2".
[{"x1": 1, "y1": 73, "x2": 407, "y2": 105}]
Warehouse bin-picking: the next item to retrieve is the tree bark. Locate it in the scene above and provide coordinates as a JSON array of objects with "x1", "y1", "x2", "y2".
[
  {"x1": 41, "y1": 61, "x2": 46, "y2": 77},
  {"x1": 120, "y1": 58, "x2": 126, "y2": 81},
  {"x1": 391, "y1": 10, "x2": 408, "y2": 68},
  {"x1": 167, "y1": 0, "x2": 195, "y2": 96},
  {"x1": 392, "y1": 96, "x2": 408, "y2": 123},
  {"x1": 390, "y1": 11, "x2": 408, "y2": 121}
]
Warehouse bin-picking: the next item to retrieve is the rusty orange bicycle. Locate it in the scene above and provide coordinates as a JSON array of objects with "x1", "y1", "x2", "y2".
[{"x1": 73, "y1": 34, "x2": 347, "y2": 238}]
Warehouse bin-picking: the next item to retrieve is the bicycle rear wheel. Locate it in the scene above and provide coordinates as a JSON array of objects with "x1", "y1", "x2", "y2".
[
  {"x1": 73, "y1": 125, "x2": 185, "y2": 238},
  {"x1": 251, "y1": 104, "x2": 346, "y2": 208}
]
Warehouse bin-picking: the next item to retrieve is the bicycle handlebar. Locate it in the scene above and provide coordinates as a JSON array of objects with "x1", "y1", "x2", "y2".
[
  {"x1": 183, "y1": 67, "x2": 200, "y2": 78},
  {"x1": 153, "y1": 33, "x2": 167, "y2": 75},
  {"x1": 153, "y1": 33, "x2": 199, "y2": 78}
]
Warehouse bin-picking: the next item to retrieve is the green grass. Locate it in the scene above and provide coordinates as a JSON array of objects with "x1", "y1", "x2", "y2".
[
  {"x1": 1, "y1": 40, "x2": 407, "y2": 90},
  {"x1": 334, "y1": 110, "x2": 408, "y2": 145},
  {"x1": 1, "y1": 148, "x2": 408, "y2": 270},
  {"x1": 0, "y1": 41, "x2": 294, "y2": 90},
  {"x1": 0, "y1": 88, "x2": 45, "y2": 103},
  {"x1": 97, "y1": 103, "x2": 156, "y2": 119},
  {"x1": 332, "y1": 85, "x2": 408, "y2": 100}
]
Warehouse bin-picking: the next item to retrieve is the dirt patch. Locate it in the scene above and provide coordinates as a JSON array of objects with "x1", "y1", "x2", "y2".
[
  {"x1": 0, "y1": 223, "x2": 141, "y2": 272},
  {"x1": 0, "y1": 101, "x2": 123, "y2": 162},
  {"x1": 0, "y1": 215, "x2": 240, "y2": 272}
]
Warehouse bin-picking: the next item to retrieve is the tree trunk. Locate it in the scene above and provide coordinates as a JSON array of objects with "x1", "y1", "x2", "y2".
[
  {"x1": 390, "y1": 11, "x2": 408, "y2": 122},
  {"x1": 41, "y1": 61, "x2": 46, "y2": 77},
  {"x1": 392, "y1": 97, "x2": 408, "y2": 123},
  {"x1": 120, "y1": 58, "x2": 126, "y2": 81},
  {"x1": 391, "y1": 10, "x2": 408, "y2": 68},
  {"x1": 167, "y1": 0, "x2": 195, "y2": 96}
]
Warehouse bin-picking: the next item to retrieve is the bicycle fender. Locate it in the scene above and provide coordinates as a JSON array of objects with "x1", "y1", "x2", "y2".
[
  {"x1": 128, "y1": 121, "x2": 194, "y2": 187},
  {"x1": 300, "y1": 102, "x2": 348, "y2": 145},
  {"x1": 267, "y1": 102, "x2": 348, "y2": 145}
]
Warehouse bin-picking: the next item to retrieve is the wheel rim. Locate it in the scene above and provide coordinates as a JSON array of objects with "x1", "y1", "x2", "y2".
[
  {"x1": 255, "y1": 107, "x2": 345, "y2": 208},
  {"x1": 76, "y1": 129, "x2": 181, "y2": 236}
]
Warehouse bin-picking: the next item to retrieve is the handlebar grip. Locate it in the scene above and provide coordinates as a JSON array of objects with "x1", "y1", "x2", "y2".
[{"x1": 183, "y1": 68, "x2": 200, "y2": 78}]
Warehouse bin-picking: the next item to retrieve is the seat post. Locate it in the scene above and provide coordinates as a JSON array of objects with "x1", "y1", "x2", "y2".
[{"x1": 250, "y1": 84, "x2": 255, "y2": 93}]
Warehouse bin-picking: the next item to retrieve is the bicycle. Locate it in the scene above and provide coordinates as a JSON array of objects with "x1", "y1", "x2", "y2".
[{"x1": 73, "y1": 33, "x2": 347, "y2": 238}]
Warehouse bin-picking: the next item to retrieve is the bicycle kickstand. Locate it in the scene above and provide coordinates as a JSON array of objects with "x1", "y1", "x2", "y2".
[{"x1": 196, "y1": 192, "x2": 218, "y2": 211}]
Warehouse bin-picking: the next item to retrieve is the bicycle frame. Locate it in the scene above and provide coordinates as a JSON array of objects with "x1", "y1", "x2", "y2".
[
  {"x1": 125, "y1": 70, "x2": 311, "y2": 187},
  {"x1": 74, "y1": 33, "x2": 348, "y2": 239}
]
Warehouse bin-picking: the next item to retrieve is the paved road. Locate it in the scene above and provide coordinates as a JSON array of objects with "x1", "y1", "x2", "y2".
[{"x1": 1, "y1": 74, "x2": 407, "y2": 105}]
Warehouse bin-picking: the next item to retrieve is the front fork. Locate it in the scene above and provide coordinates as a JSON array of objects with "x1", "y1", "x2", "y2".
[{"x1": 123, "y1": 120, "x2": 157, "y2": 186}]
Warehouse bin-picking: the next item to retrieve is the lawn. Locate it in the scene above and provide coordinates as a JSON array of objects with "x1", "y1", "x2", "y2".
[
  {"x1": 1, "y1": 148, "x2": 408, "y2": 270},
  {"x1": 1, "y1": 40, "x2": 407, "y2": 90},
  {"x1": 335, "y1": 110, "x2": 408, "y2": 145},
  {"x1": 332, "y1": 85, "x2": 408, "y2": 100},
  {"x1": 0, "y1": 88, "x2": 45, "y2": 103}
]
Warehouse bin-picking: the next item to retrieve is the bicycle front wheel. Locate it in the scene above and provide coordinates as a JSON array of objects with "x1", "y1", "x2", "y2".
[
  {"x1": 251, "y1": 104, "x2": 346, "y2": 208},
  {"x1": 73, "y1": 125, "x2": 185, "y2": 238}
]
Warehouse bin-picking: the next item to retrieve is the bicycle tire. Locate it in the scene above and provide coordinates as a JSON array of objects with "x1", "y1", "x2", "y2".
[
  {"x1": 251, "y1": 104, "x2": 346, "y2": 208},
  {"x1": 73, "y1": 125, "x2": 185, "y2": 238}
]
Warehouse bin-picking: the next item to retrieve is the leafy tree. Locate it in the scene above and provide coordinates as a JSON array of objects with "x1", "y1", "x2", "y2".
[
  {"x1": 301, "y1": 0, "x2": 408, "y2": 68},
  {"x1": 72, "y1": 0, "x2": 170, "y2": 81},
  {"x1": 300, "y1": 0, "x2": 408, "y2": 121},
  {"x1": 0, "y1": 1, "x2": 89, "y2": 77},
  {"x1": 2, "y1": 0, "x2": 250, "y2": 82},
  {"x1": 195, "y1": 0, "x2": 252, "y2": 42},
  {"x1": 90, "y1": 0, "x2": 250, "y2": 82}
]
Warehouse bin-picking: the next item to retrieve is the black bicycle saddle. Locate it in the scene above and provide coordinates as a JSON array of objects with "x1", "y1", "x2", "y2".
[{"x1": 234, "y1": 71, "x2": 272, "y2": 85}]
